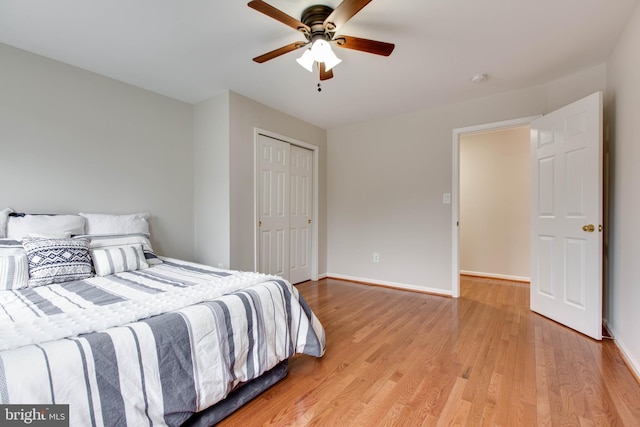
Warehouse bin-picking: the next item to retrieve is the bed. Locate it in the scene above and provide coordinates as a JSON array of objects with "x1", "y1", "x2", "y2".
[{"x1": 0, "y1": 210, "x2": 326, "y2": 426}]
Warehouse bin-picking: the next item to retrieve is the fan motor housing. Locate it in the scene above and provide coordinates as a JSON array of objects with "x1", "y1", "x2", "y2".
[{"x1": 301, "y1": 4, "x2": 334, "y2": 39}]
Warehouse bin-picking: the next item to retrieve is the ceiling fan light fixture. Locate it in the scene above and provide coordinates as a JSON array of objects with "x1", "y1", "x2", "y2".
[
  {"x1": 296, "y1": 39, "x2": 342, "y2": 73},
  {"x1": 296, "y1": 48, "x2": 315, "y2": 72},
  {"x1": 310, "y1": 39, "x2": 331, "y2": 62},
  {"x1": 323, "y1": 48, "x2": 342, "y2": 72}
]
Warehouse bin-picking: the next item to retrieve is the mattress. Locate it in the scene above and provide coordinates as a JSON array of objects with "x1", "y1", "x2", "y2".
[{"x1": 0, "y1": 257, "x2": 325, "y2": 426}]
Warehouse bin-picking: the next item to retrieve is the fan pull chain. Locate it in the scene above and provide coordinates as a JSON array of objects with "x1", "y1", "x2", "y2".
[{"x1": 317, "y1": 83, "x2": 322, "y2": 92}]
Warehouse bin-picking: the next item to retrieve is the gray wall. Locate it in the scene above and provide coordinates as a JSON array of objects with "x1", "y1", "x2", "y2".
[
  {"x1": 326, "y1": 64, "x2": 606, "y2": 294},
  {"x1": 0, "y1": 43, "x2": 195, "y2": 260},
  {"x1": 193, "y1": 92, "x2": 230, "y2": 268},
  {"x1": 1, "y1": 42, "x2": 327, "y2": 275},
  {"x1": 193, "y1": 91, "x2": 327, "y2": 274},
  {"x1": 229, "y1": 91, "x2": 327, "y2": 273},
  {"x1": 605, "y1": 1, "x2": 640, "y2": 377}
]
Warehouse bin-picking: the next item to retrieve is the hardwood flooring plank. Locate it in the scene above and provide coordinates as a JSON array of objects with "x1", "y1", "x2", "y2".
[{"x1": 218, "y1": 277, "x2": 640, "y2": 426}]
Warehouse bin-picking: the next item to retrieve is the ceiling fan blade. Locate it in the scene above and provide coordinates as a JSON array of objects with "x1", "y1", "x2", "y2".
[
  {"x1": 253, "y1": 42, "x2": 308, "y2": 63},
  {"x1": 319, "y1": 62, "x2": 334, "y2": 81},
  {"x1": 248, "y1": 0, "x2": 310, "y2": 33},
  {"x1": 323, "y1": 0, "x2": 372, "y2": 32},
  {"x1": 335, "y1": 35, "x2": 395, "y2": 56}
]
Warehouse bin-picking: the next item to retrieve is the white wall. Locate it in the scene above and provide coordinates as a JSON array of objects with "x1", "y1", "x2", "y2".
[
  {"x1": 0, "y1": 43, "x2": 195, "y2": 260},
  {"x1": 327, "y1": 64, "x2": 606, "y2": 295},
  {"x1": 460, "y1": 126, "x2": 530, "y2": 280},
  {"x1": 605, "y1": 2, "x2": 640, "y2": 376}
]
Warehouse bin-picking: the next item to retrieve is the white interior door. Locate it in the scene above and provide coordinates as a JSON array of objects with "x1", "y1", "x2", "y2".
[
  {"x1": 257, "y1": 135, "x2": 290, "y2": 279},
  {"x1": 289, "y1": 145, "x2": 313, "y2": 284},
  {"x1": 530, "y1": 91, "x2": 603, "y2": 340}
]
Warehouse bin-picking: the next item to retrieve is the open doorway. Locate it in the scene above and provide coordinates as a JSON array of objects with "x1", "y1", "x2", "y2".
[
  {"x1": 459, "y1": 126, "x2": 531, "y2": 283},
  {"x1": 451, "y1": 116, "x2": 540, "y2": 298}
]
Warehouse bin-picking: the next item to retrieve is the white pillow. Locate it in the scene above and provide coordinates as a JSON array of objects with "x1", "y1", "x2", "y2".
[
  {"x1": 79, "y1": 213, "x2": 150, "y2": 235},
  {"x1": 91, "y1": 244, "x2": 149, "y2": 276},
  {"x1": 28, "y1": 232, "x2": 72, "y2": 239},
  {"x1": 0, "y1": 239, "x2": 26, "y2": 257},
  {"x1": 77, "y1": 233, "x2": 162, "y2": 266},
  {"x1": 0, "y1": 208, "x2": 13, "y2": 239},
  {"x1": 7, "y1": 215, "x2": 86, "y2": 240},
  {"x1": 0, "y1": 254, "x2": 29, "y2": 290}
]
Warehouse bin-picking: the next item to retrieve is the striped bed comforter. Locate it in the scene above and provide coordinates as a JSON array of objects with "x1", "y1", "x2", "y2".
[{"x1": 0, "y1": 258, "x2": 326, "y2": 426}]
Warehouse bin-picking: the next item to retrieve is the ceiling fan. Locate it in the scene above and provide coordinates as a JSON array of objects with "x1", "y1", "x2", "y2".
[{"x1": 248, "y1": 0, "x2": 395, "y2": 81}]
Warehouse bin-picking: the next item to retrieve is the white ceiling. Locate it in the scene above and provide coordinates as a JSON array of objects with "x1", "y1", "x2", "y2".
[{"x1": 1, "y1": 0, "x2": 638, "y2": 129}]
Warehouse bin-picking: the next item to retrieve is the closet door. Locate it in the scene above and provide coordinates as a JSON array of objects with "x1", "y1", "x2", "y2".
[
  {"x1": 289, "y1": 145, "x2": 313, "y2": 284},
  {"x1": 257, "y1": 135, "x2": 290, "y2": 278}
]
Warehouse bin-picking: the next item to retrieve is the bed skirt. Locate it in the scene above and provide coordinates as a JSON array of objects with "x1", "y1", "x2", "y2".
[{"x1": 182, "y1": 360, "x2": 289, "y2": 426}]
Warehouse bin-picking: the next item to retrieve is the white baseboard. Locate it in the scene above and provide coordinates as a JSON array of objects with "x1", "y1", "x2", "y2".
[
  {"x1": 326, "y1": 273, "x2": 453, "y2": 297},
  {"x1": 460, "y1": 270, "x2": 530, "y2": 283},
  {"x1": 604, "y1": 321, "x2": 640, "y2": 380}
]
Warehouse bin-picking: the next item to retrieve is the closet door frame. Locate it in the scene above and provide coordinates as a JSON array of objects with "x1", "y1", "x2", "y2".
[{"x1": 253, "y1": 128, "x2": 319, "y2": 281}]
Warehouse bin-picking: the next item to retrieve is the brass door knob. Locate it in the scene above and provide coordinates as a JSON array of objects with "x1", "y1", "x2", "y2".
[{"x1": 582, "y1": 224, "x2": 595, "y2": 232}]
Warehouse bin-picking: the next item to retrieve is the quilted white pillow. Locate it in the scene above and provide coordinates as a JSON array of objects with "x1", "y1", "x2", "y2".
[
  {"x1": 91, "y1": 244, "x2": 149, "y2": 276},
  {"x1": 7, "y1": 215, "x2": 86, "y2": 240},
  {"x1": 0, "y1": 254, "x2": 29, "y2": 290},
  {"x1": 79, "y1": 213, "x2": 150, "y2": 235}
]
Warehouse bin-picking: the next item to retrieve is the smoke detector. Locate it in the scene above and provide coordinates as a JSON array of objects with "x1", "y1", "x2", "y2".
[{"x1": 470, "y1": 73, "x2": 488, "y2": 83}]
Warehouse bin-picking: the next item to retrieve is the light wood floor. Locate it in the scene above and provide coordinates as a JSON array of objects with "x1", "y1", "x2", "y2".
[{"x1": 220, "y1": 277, "x2": 640, "y2": 426}]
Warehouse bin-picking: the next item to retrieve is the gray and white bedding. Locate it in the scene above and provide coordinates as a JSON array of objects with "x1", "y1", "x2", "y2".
[{"x1": 0, "y1": 257, "x2": 326, "y2": 426}]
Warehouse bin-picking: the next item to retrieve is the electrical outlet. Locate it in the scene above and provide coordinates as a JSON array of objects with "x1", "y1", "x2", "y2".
[{"x1": 373, "y1": 252, "x2": 380, "y2": 263}]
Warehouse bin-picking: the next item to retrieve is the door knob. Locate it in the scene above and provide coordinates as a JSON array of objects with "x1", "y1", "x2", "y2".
[{"x1": 582, "y1": 224, "x2": 595, "y2": 232}]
